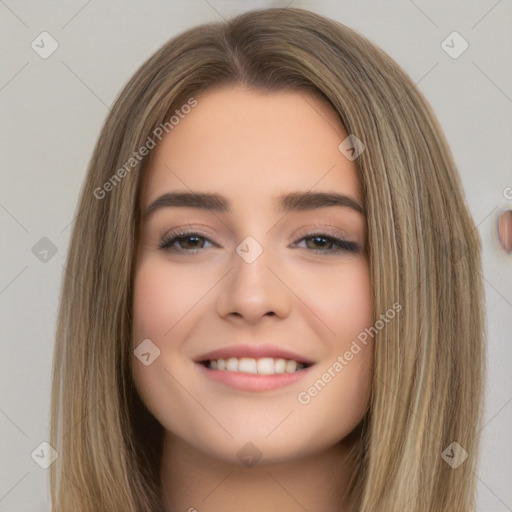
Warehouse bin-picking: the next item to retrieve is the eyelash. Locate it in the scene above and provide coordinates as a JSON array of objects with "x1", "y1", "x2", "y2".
[{"x1": 158, "y1": 230, "x2": 360, "y2": 255}]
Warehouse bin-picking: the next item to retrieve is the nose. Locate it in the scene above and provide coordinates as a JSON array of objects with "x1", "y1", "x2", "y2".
[{"x1": 215, "y1": 241, "x2": 292, "y2": 325}]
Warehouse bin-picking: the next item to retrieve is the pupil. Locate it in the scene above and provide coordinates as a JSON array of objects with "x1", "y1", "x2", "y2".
[
  {"x1": 311, "y1": 236, "x2": 328, "y2": 249},
  {"x1": 184, "y1": 236, "x2": 200, "y2": 248}
]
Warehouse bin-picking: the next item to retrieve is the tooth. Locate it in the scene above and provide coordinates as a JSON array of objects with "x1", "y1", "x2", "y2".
[
  {"x1": 257, "y1": 357, "x2": 275, "y2": 375},
  {"x1": 285, "y1": 360, "x2": 298, "y2": 373},
  {"x1": 238, "y1": 358, "x2": 257, "y2": 374},
  {"x1": 274, "y1": 358, "x2": 286, "y2": 373},
  {"x1": 207, "y1": 357, "x2": 308, "y2": 373},
  {"x1": 226, "y1": 357, "x2": 238, "y2": 371}
]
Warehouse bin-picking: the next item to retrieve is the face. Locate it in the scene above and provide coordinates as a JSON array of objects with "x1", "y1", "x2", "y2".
[{"x1": 132, "y1": 84, "x2": 373, "y2": 465}]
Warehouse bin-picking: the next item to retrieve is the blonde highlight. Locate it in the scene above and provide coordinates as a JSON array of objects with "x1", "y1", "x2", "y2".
[{"x1": 50, "y1": 7, "x2": 485, "y2": 511}]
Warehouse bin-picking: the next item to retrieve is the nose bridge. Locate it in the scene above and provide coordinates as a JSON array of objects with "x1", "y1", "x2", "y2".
[
  {"x1": 216, "y1": 233, "x2": 291, "y2": 322},
  {"x1": 232, "y1": 233, "x2": 274, "y2": 297}
]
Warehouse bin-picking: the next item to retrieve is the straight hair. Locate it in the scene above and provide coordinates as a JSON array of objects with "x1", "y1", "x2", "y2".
[{"x1": 50, "y1": 7, "x2": 485, "y2": 511}]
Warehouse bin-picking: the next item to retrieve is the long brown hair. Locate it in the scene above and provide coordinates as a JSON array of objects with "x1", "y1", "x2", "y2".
[{"x1": 50, "y1": 7, "x2": 485, "y2": 511}]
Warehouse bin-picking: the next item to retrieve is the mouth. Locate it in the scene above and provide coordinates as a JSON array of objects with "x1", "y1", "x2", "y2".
[
  {"x1": 194, "y1": 344, "x2": 316, "y2": 392},
  {"x1": 199, "y1": 357, "x2": 313, "y2": 374}
]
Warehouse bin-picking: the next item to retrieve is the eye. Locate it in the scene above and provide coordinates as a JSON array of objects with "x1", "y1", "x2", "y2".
[
  {"x1": 158, "y1": 231, "x2": 214, "y2": 253},
  {"x1": 294, "y1": 233, "x2": 361, "y2": 255},
  {"x1": 158, "y1": 230, "x2": 360, "y2": 255}
]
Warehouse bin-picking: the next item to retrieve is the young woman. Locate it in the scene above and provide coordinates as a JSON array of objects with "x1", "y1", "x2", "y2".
[{"x1": 50, "y1": 7, "x2": 485, "y2": 511}]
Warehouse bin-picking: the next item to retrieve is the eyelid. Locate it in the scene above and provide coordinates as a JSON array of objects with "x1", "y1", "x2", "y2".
[
  {"x1": 291, "y1": 223, "x2": 353, "y2": 241},
  {"x1": 158, "y1": 223, "x2": 216, "y2": 241}
]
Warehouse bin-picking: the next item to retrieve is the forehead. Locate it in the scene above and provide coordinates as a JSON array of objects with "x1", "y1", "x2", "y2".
[{"x1": 142, "y1": 85, "x2": 363, "y2": 209}]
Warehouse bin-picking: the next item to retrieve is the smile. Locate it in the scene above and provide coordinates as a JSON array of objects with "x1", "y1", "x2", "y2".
[
  {"x1": 194, "y1": 343, "x2": 316, "y2": 391},
  {"x1": 201, "y1": 357, "x2": 311, "y2": 374}
]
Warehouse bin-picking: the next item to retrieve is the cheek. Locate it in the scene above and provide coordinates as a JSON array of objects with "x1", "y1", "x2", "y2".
[
  {"x1": 301, "y1": 256, "x2": 373, "y2": 343},
  {"x1": 131, "y1": 260, "x2": 189, "y2": 408},
  {"x1": 343, "y1": 260, "x2": 373, "y2": 339},
  {"x1": 295, "y1": 257, "x2": 373, "y2": 425},
  {"x1": 132, "y1": 263, "x2": 173, "y2": 341},
  {"x1": 329, "y1": 258, "x2": 373, "y2": 396},
  {"x1": 132, "y1": 258, "x2": 211, "y2": 342},
  {"x1": 131, "y1": 259, "x2": 204, "y2": 437}
]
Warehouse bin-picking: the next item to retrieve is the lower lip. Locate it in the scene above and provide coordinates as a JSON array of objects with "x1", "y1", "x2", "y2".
[{"x1": 196, "y1": 363, "x2": 313, "y2": 392}]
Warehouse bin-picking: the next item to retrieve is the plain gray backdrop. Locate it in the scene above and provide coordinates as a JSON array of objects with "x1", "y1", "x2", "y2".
[{"x1": 1, "y1": 1, "x2": 511, "y2": 510}]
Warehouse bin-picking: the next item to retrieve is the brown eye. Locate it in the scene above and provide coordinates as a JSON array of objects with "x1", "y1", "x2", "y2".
[
  {"x1": 295, "y1": 233, "x2": 360, "y2": 254},
  {"x1": 159, "y1": 231, "x2": 214, "y2": 253}
]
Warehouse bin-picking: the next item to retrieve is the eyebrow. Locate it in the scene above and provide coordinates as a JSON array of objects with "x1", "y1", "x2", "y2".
[{"x1": 143, "y1": 190, "x2": 365, "y2": 219}]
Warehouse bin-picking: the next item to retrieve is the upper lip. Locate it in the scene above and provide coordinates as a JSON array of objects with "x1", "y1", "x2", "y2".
[{"x1": 194, "y1": 344, "x2": 315, "y2": 365}]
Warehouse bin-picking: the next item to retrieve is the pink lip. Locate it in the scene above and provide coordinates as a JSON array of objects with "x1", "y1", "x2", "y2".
[
  {"x1": 194, "y1": 343, "x2": 315, "y2": 365},
  {"x1": 196, "y1": 363, "x2": 314, "y2": 392}
]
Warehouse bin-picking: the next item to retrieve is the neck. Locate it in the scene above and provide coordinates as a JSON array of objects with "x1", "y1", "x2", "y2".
[{"x1": 159, "y1": 433, "x2": 359, "y2": 512}]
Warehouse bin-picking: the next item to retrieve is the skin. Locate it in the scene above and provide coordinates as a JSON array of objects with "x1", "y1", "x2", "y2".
[{"x1": 132, "y1": 84, "x2": 374, "y2": 512}]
